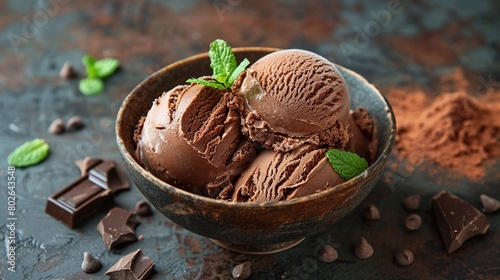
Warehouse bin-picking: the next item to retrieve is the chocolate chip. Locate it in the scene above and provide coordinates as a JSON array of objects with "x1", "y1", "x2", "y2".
[
  {"x1": 232, "y1": 262, "x2": 251, "y2": 280},
  {"x1": 59, "y1": 61, "x2": 77, "y2": 79},
  {"x1": 353, "y1": 237, "x2": 373, "y2": 259},
  {"x1": 480, "y1": 194, "x2": 500, "y2": 214},
  {"x1": 405, "y1": 214, "x2": 422, "y2": 231},
  {"x1": 66, "y1": 116, "x2": 84, "y2": 131},
  {"x1": 317, "y1": 245, "x2": 338, "y2": 263},
  {"x1": 81, "y1": 252, "x2": 101, "y2": 273},
  {"x1": 362, "y1": 204, "x2": 380, "y2": 221},
  {"x1": 394, "y1": 249, "x2": 414, "y2": 266},
  {"x1": 402, "y1": 194, "x2": 421, "y2": 211},
  {"x1": 135, "y1": 200, "x2": 153, "y2": 216},
  {"x1": 48, "y1": 118, "x2": 65, "y2": 134}
]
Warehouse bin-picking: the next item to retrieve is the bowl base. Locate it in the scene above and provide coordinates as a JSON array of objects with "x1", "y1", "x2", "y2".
[{"x1": 210, "y1": 238, "x2": 305, "y2": 254}]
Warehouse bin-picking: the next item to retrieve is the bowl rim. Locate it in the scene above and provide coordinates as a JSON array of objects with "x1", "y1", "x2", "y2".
[{"x1": 116, "y1": 47, "x2": 396, "y2": 208}]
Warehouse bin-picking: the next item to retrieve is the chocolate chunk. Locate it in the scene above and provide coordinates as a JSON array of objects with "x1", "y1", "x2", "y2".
[
  {"x1": 48, "y1": 118, "x2": 65, "y2": 134},
  {"x1": 81, "y1": 252, "x2": 101, "y2": 273},
  {"x1": 353, "y1": 237, "x2": 373, "y2": 259},
  {"x1": 97, "y1": 207, "x2": 139, "y2": 249},
  {"x1": 402, "y1": 194, "x2": 421, "y2": 211},
  {"x1": 317, "y1": 245, "x2": 338, "y2": 263},
  {"x1": 404, "y1": 214, "x2": 422, "y2": 231},
  {"x1": 135, "y1": 200, "x2": 152, "y2": 217},
  {"x1": 362, "y1": 204, "x2": 380, "y2": 221},
  {"x1": 480, "y1": 194, "x2": 500, "y2": 213},
  {"x1": 45, "y1": 176, "x2": 114, "y2": 228},
  {"x1": 105, "y1": 249, "x2": 154, "y2": 280},
  {"x1": 432, "y1": 190, "x2": 490, "y2": 254},
  {"x1": 232, "y1": 262, "x2": 251, "y2": 280},
  {"x1": 59, "y1": 61, "x2": 77, "y2": 79},
  {"x1": 75, "y1": 157, "x2": 103, "y2": 176},
  {"x1": 394, "y1": 249, "x2": 414, "y2": 266},
  {"x1": 45, "y1": 159, "x2": 130, "y2": 228},
  {"x1": 88, "y1": 159, "x2": 130, "y2": 193},
  {"x1": 66, "y1": 116, "x2": 84, "y2": 131}
]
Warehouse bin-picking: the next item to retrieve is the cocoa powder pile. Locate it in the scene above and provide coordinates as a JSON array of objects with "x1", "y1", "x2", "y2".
[{"x1": 385, "y1": 69, "x2": 500, "y2": 180}]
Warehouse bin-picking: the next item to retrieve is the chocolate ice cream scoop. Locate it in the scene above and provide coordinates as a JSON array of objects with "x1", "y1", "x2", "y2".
[
  {"x1": 232, "y1": 145, "x2": 345, "y2": 202},
  {"x1": 135, "y1": 82, "x2": 256, "y2": 197},
  {"x1": 236, "y1": 49, "x2": 351, "y2": 152}
]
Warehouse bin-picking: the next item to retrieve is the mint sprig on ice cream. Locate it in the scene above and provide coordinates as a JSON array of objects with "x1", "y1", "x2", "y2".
[
  {"x1": 187, "y1": 39, "x2": 250, "y2": 90},
  {"x1": 326, "y1": 149, "x2": 368, "y2": 180}
]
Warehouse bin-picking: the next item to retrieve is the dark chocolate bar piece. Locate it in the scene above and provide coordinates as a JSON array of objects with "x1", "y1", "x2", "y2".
[
  {"x1": 45, "y1": 159, "x2": 130, "y2": 228},
  {"x1": 105, "y1": 249, "x2": 154, "y2": 280},
  {"x1": 45, "y1": 175, "x2": 113, "y2": 228},
  {"x1": 97, "y1": 207, "x2": 139, "y2": 249},
  {"x1": 432, "y1": 190, "x2": 490, "y2": 254}
]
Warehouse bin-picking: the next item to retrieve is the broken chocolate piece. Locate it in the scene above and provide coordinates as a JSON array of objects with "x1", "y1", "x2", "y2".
[
  {"x1": 45, "y1": 159, "x2": 130, "y2": 228},
  {"x1": 75, "y1": 157, "x2": 103, "y2": 176},
  {"x1": 480, "y1": 194, "x2": 500, "y2": 214},
  {"x1": 362, "y1": 204, "x2": 380, "y2": 221},
  {"x1": 394, "y1": 249, "x2": 414, "y2": 266},
  {"x1": 105, "y1": 249, "x2": 154, "y2": 280},
  {"x1": 135, "y1": 200, "x2": 152, "y2": 217},
  {"x1": 66, "y1": 116, "x2": 84, "y2": 130},
  {"x1": 59, "y1": 61, "x2": 77, "y2": 79},
  {"x1": 82, "y1": 252, "x2": 101, "y2": 273},
  {"x1": 48, "y1": 118, "x2": 65, "y2": 134},
  {"x1": 402, "y1": 194, "x2": 421, "y2": 211},
  {"x1": 432, "y1": 190, "x2": 490, "y2": 254},
  {"x1": 353, "y1": 237, "x2": 373, "y2": 259},
  {"x1": 88, "y1": 160, "x2": 130, "y2": 193},
  {"x1": 97, "y1": 207, "x2": 139, "y2": 249},
  {"x1": 232, "y1": 262, "x2": 252, "y2": 280},
  {"x1": 317, "y1": 245, "x2": 338, "y2": 263},
  {"x1": 45, "y1": 176, "x2": 114, "y2": 228},
  {"x1": 404, "y1": 214, "x2": 422, "y2": 231}
]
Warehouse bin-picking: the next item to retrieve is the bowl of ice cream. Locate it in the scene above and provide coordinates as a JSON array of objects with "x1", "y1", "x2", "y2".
[{"x1": 116, "y1": 46, "x2": 396, "y2": 254}]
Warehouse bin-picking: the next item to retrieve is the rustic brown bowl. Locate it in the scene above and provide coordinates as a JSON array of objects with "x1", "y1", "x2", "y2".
[{"x1": 116, "y1": 47, "x2": 396, "y2": 254}]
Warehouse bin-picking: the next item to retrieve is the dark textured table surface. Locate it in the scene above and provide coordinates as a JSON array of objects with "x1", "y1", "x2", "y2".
[{"x1": 1, "y1": 0, "x2": 499, "y2": 279}]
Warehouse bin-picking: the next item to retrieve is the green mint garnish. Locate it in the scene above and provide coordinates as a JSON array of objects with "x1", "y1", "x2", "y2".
[
  {"x1": 186, "y1": 39, "x2": 250, "y2": 89},
  {"x1": 79, "y1": 77, "x2": 105, "y2": 96},
  {"x1": 8, "y1": 138, "x2": 50, "y2": 167},
  {"x1": 94, "y1": 58, "x2": 120, "y2": 78},
  {"x1": 326, "y1": 149, "x2": 368, "y2": 180},
  {"x1": 80, "y1": 55, "x2": 120, "y2": 96}
]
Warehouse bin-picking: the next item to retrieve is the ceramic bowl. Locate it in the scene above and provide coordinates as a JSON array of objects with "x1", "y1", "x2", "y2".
[{"x1": 116, "y1": 48, "x2": 396, "y2": 254}]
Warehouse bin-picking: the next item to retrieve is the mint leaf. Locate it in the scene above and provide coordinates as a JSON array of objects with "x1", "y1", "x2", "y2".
[
  {"x1": 82, "y1": 55, "x2": 97, "y2": 78},
  {"x1": 326, "y1": 149, "x2": 368, "y2": 180},
  {"x1": 79, "y1": 77, "x2": 104, "y2": 96},
  {"x1": 186, "y1": 78, "x2": 226, "y2": 89},
  {"x1": 209, "y1": 39, "x2": 237, "y2": 87},
  {"x1": 94, "y1": 58, "x2": 120, "y2": 78},
  {"x1": 8, "y1": 138, "x2": 50, "y2": 167},
  {"x1": 228, "y1": 58, "x2": 250, "y2": 87}
]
